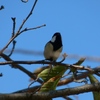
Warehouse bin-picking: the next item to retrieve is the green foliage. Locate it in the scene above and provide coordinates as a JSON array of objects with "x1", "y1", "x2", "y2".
[
  {"x1": 37, "y1": 58, "x2": 86, "y2": 92},
  {"x1": 74, "y1": 58, "x2": 86, "y2": 65},
  {"x1": 70, "y1": 58, "x2": 86, "y2": 78},
  {"x1": 88, "y1": 74, "x2": 100, "y2": 100},
  {"x1": 38, "y1": 65, "x2": 67, "y2": 82},
  {"x1": 38, "y1": 65, "x2": 67, "y2": 92}
]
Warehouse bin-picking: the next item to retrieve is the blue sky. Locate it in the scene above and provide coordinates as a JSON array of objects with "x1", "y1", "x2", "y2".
[{"x1": 0, "y1": 0, "x2": 100, "y2": 100}]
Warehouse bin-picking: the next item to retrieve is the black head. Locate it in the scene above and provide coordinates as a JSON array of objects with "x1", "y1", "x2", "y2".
[
  {"x1": 52, "y1": 32, "x2": 61, "y2": 37},
  {"x1": 50, "y1": 32, "x2": 63, "y2": 51}
]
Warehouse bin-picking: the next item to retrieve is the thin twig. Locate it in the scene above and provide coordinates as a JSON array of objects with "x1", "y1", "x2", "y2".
[
  {"x1": 0, "y1": 73, "x2": 3, "y2": 77},
  {"x1": 0, "y1": 60, "x2": 93, "y2": 72},
  {"x1": 63, "y1": 96, "x2": 73, "y2": 100},
  {"x1": 0, "y1": 5, "x2": 4, "y2": 10},
  {"x1": 20, "y1": 24, "x2": 46, "y2": 34},
  {"x1": 58, "y1": 66, "x2": 100, "y2": 86},
  {"x1": 58, "y1": 53, "x2": 67, "y2": 63},
  {"x1": 21, "y1": 0, "x2": 28, "y2": 3},
  {"x1": 17, "y1": 0, "x2": 38, "y2": 34},
  {"x1": 0, "y1": 0, "x2": 38, "y2": 54},
  {"x1": 11, "y1": 17, "x2": 16, "y2": 37},
  {"x1": 8, "y1": 41, "x2": 16, "y2": 57},
  {"x1": 13, "y1": 85, "x2": 40, "y2": 93},
  {"x1": 4, "y1": 49, "x2": 100, "y2": 63},
  {"x1": 8, "y1": 17, "x2": 16, "y2": 57}
]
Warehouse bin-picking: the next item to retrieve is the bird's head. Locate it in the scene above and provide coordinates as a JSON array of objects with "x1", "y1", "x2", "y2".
[
  {"x1": 51, "y1": 32, "x2": 62, "y2": 45},
  {"x1": 50, "y1": 32, "x2": 63, "y2": 51}
]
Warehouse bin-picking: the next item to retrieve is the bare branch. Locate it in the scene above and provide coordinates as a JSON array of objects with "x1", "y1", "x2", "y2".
[
  {"x1": 8, "y1": 40, "x2": 16, "y2": 57},
  {"x1": 0, "y1": 60, "x2": 93, "y2": 72},
  {"x1": 11, "y1": 17, "x2": 16, "y2": 36},
  {"x1": 4, "y1": 49, "x2": 100, "y2": 63},
  {"x1": 63, "y1": 96, "x2": 73, "y2": 100},
  {"x1": 17, "y1": 0, "x2": 38, "y2": 34},
  {"x1": 0, "y1": 0, "x2": 38, "y2": 54},
  {"x1": 21, "y1": 0, "x2": 28, "y2": 3},
  {"x1": 20, "y1": 24, "x2": 46, "y2": 34},
  {"x1": 8, "y1": 18, "x2": 16, "y2": 57},
  {"x1": 13, "y1": 85, "x2": 40, "y2": 93},
  {"x1": 1, "y1": 82, "x2": 100, "y2": 100},
  {"x1": 0, "y1": 53, "x2": 43, "y2": 84}
]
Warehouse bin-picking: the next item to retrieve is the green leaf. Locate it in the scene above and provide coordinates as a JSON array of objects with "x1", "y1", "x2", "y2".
[
  {"x1": 37, "y1": 65, "x2": 67, "y2": 92},
  {"x1": 88, "y1": 74, "x2": 100, "y2": 100},
  {"x1": 71, "y1": 57, "x2": 86, "y2": 72},
  {"x1": 38, "y1": 65, "x2": 67, "y2": 82},
  {"x1": 73, "y1": 57, "x2": 86, "y2": 65},
  {"x1": 70, "y1": 58, "x2": 86, "y2": 79},
  {"x1": 39, "y1": 68, "x2": 66, "y2": 92}
]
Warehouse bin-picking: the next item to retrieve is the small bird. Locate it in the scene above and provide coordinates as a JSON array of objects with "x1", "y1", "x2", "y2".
[{"x1": 44, "y1": 32, "x2": 63, "y2": 62}]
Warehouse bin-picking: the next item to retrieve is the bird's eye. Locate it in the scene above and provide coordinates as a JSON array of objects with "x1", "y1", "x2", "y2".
[{"x1": 51, "y1": 36, "x2": 56, "y2": 42}]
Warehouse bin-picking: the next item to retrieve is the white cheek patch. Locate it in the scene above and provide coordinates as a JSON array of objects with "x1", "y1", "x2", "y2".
[{"x1": 51, "y1": 36, "x2": 56, "y2": 42}]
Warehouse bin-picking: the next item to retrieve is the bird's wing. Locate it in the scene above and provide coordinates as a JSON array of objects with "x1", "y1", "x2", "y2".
[{"x1": 44, "y1": 42, "x2": 53, "y2": 60}]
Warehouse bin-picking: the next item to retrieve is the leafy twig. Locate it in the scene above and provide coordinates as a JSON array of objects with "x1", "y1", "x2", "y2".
[
  {"x1": 57, "y1": 66, "x2": 100, "y2": 86},
  {"x1": 12, "y1": 66, "x2": 100, "y2": 93}
]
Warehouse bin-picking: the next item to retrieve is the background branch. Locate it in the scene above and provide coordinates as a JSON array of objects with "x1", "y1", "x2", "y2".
[{"x1": 3, "y1": 49, "x2": 100, "y2": 63}]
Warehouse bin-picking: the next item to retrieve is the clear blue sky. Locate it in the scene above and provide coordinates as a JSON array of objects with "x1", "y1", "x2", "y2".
[{"x1": 0, "y1": 0, "x2": 100, "y2": 100}]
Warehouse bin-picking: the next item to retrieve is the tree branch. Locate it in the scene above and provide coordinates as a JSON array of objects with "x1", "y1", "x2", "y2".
[
  {"x1": 4, "y1": 49, "x2": 100, "y2": 63},
  {"x1": 0, "y1": 53, "x2": 43, "y2": 84},
  {"x1": 0, "y1": 60, "x2": 94, "y2": 73},
  {"x1": 0, "y1": 0, "x2": 38, "y2": 54},
  {"x1": 58, "y1": 66, "x2": 100, "y2": 86},
  {"x1": 0, "y1": 82, "x2": 100, "y2": 100},
  {"x1": 19, "y1": 24, "x2": 46, "y2": 34},
  {"x1": 21, "y1": 0, "x2": 28, "y2": 3},
  {"x1": 12, "y1": 66, "x2": 100, "y2": 93}
]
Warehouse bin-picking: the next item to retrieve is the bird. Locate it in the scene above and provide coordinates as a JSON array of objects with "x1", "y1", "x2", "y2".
[{"x1": 44, "y1": 32, "x2": 63, "y2": 62}]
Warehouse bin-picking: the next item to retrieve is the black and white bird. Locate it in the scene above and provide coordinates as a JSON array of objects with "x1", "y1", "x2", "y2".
[{"x1": 44, "y1": 32, "x2": 63, "y2": 62}]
